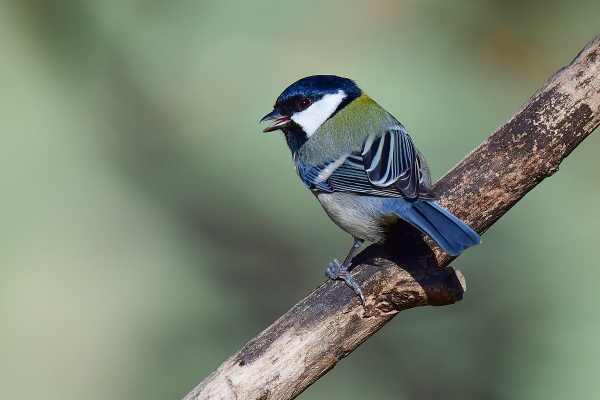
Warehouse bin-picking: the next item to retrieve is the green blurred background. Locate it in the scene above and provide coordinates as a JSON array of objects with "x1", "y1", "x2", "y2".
[{"x1": 1, "y1": 1, "x2": 599, "y2": 399}]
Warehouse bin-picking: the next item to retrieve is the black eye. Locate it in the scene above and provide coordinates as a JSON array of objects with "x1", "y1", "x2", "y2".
[{"x1": 298, "y1": 98, "x2": 311, "y2": 110}]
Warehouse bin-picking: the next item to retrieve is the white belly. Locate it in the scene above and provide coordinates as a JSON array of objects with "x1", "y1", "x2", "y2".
[{"x1": 316, "y1": 192, "x2": 407, "y2": 242}]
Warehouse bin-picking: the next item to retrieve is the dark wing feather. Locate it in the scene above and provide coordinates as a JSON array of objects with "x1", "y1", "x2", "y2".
[
  {"x1": 328, "y1": 158, "x2": 407, "y2": 198},
  {"x1": 296, "y1": 161, "x2": 334, "y2": 192},
  {"x1": 297, "y1": 135, "x2": 437, "y2": 200},
  {"x1": 297, "y1": 154, "x2": 433, "y2": 199},
  {"x1": 362, "y1": 126, "x2": 435, "y2": 199}
]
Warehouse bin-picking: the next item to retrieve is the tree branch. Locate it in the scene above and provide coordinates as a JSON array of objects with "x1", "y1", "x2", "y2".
[{"x1": 185, "y1": 34, "x2": 600, "y2": 400}]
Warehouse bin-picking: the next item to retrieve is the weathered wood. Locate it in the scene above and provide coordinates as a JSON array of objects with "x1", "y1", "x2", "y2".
[{"x1": 185, "y1": 34, "x2": 600, "y2": 400}]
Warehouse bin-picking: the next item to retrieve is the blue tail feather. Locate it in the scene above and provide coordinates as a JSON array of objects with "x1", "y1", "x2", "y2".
[{"x1": 399, "y1": 200, "x2": 481, "y2": 256}]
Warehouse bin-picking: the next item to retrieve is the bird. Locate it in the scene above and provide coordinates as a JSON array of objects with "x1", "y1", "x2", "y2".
[{"x1": 260, "y1": 75, "x2": 481, "y2": 305}]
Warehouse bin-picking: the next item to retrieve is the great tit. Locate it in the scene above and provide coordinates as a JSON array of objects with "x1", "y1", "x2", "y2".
[{"x1": 260, "y1": 75, "x2": 481, "y2": 305}]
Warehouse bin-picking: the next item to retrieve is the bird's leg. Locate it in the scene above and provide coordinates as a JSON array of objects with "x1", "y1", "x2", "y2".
[{"x1": 326, "y1": 237, "x2": 365, "y2": 305}]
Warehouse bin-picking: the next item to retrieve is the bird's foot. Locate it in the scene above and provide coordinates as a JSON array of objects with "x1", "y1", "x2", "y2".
[{"x1": 326, "y1": 258, "x2": 365, "y2": 306}]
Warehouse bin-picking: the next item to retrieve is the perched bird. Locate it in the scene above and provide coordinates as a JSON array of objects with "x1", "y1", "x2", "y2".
[{"x1": 260, "y1": 75, "x2": 481, "y2": 304}]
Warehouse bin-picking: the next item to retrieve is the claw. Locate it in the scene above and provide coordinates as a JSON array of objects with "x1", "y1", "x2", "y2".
[
  {"x1": 326, "y1": 258, "x2": 342, "y2": 280},
  {"x1": 342, "y1": 275, "x2": 365, "y2": 306},
  {"x1": 325, "y1": 251, "x2": 366, "y2": 306}
]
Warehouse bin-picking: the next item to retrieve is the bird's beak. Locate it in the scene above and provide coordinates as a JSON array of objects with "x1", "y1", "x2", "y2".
[{"x1": 260, "y1": 110, "x2": 291, "y2": 132}]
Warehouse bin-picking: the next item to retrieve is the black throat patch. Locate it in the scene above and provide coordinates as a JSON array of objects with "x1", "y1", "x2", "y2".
[{"x1": 282, "y1": 120, "x2": 308, "y2": 155}]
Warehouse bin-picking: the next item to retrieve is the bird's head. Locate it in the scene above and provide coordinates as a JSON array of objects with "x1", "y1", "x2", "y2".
[{"x1": 260, "y1": 75, "x2": 362, "y2": 153}]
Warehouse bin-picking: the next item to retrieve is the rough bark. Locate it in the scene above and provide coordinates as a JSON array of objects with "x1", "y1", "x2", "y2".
[{"x1": 185, "y1": 34, "x2": 600, "y2": 400}]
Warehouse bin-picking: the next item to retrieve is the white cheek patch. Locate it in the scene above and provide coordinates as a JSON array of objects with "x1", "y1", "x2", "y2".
[{"x1": 291, "y1": 90, "x2": 347, "y2": 137}]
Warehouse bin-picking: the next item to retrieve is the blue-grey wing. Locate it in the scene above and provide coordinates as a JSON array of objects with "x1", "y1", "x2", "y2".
[
  {"x1": 328, "y1": 155, "x2": 406, "y2": 197},
  {"x1": 296, "y1": 159, "x2": 335, "y2": 192},
  {"x1": 361, "y1": 126, "x2": 435, "y2": 199},
  {"x1": 298, "y1": 154, "x2": 435, "y2": 199}
]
